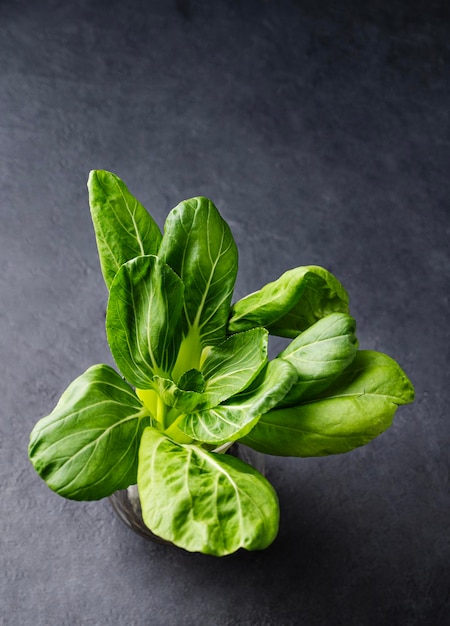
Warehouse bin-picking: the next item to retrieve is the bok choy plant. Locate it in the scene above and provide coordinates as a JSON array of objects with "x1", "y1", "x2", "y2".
[{"x1": 29, "y1": 171, "x2": 414, "y2": 556}]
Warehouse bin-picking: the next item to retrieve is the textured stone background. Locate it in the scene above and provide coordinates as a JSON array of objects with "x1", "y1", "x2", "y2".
[{"x1": 1, "y1": 1, "x2": 449, "y2": 624}]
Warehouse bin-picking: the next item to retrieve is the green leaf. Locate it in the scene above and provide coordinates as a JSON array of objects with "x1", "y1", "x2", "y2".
[
  {"x1": 228, "y1": 265, "x2": 349, "y2": 338},
  {"x1": 179, "y1": 359, "x2": 298, "y2": 444},
  {"x1": 159, "y1": 197, "x2": 238, "y2": 348},
  {"x1": 151, "y1": 375, "x2": 203, "y2": 414},
  {"x1": 200, "y1": 328, "x2": 269, "y2": 408},
  {"x1": 242, "y1": 351, "x2": 414, "y2": 457},
  {"x1": 28, "y1": 365, "x2": 148, "y2": 500},
  {"x1": 137, "y1": 428, "x2": 279, "y2": 555},
  {"x1": 278, "y1": 312, "x2": 358, "y2": 405},
  {"x1": 178, "y1": 369, "x2": 205, "y2": 393},
  {"x1": 106, "y1": 255, "x2": 184, "y2": 387},
  {"x1": 88, "y1": 170, "x2": 162, "y2": 289}
]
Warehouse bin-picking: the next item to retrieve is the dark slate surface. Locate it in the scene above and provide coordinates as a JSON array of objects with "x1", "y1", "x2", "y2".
[{"x1": 1, "y1": 1, "x2": 449, "y2": 624}]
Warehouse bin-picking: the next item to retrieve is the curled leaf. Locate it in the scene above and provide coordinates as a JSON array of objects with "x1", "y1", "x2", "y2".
[
  {"x1": 106, "y1": 255, "x2": 184, "y2": 387},
  {"x1": 279, "y1": 312, "x2": 358, "y2": 405},
  {"x1": 228, "y1": 265, "x2": 349, "y2": 338}
]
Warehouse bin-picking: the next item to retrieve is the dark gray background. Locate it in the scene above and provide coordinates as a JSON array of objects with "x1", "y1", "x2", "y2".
[{"x1": 1, "y1": 1, "x2": 449, "y2": 624}]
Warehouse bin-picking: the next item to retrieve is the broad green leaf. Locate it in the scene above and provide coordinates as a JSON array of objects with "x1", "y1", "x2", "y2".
[
  {"x1": 159, "y1": 197, "x2": 238, "y2": 348},
  {"x1": 200, "y1": 328, "x2": 269, "y2": 408},
  {"x1": 137, "y1": 428, "x2": 279, "y2": 555},
  {"x1": 28, "y1": 365, "x2": 148, "y2": 500},
  {"x1": 179, "y1": 359, "x2": 298, "y2": 444},
  {"x1": 228, "y1": 265, "x2": 349, "y2": 338},
  {"x1": 88, "y1": 170, "x2": 162, "y2": 289},
  {"x1": 279, "y1": 312, "x2": 358, "y2": 405},
  {"x1": 242, "y1": 351, "x2": 414, "y2": 457},
  {"x1": 106, "y1": 255, "x2": 184, "y2": 387}
]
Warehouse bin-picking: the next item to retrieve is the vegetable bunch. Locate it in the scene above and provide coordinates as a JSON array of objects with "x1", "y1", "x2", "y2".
[{"x1": 29, "y1": 171, "x2": 414, "y2": 556}]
